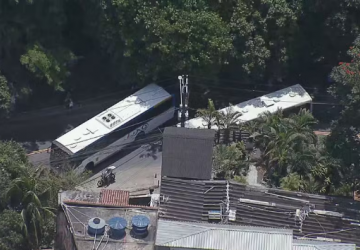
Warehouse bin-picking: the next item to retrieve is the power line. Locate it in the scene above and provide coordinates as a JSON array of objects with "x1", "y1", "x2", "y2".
[
  {"x1": 39, "y1": 132, "x2": 164, "y2": 166},
  {"x1": 189, "y1": 75, "x2": 328, "y2": 93},
  {"x1": 189, "y1": 90, "x2": 344, "y2": 106},
  {"x1": 28, "y1": 107, "x2": 178, "y2": 158},
  {"x1": 12, "y1": 78, "x2": 176, "y2": 117}
]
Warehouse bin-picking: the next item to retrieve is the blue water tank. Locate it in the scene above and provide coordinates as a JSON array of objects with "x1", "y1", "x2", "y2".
[
  {"x1": 108, "y1": 217, "x2": 127, "y2": 239},
  {"x1": 131, "y1": 215, "x2": 150, "y2": 238},
  {"x1": 88, "y1": 217, "x2": 106, "y2": 235}
]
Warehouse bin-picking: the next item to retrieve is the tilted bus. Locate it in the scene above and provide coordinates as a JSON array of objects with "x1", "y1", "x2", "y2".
[
  {"x1": 179, "y1": 84, "x2": 313, "y2": 129},
  {"x1": 50, "y1": 84, "x2": 175, "y2": 170}
]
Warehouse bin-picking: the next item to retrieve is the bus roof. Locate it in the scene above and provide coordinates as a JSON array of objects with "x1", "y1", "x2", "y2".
[
  {"x1": 54, "y1": 84, "x2": 171, "y2": 155},
  {"x1": 182, "y1": 84, "x2": 312, "y2": 129}
]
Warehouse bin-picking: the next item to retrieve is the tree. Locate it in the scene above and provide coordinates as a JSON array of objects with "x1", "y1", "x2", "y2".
[
  {"x1": 216, "y1": 105, "x2": 242, "y2": 144},
  {"x1": 196, "y1": 98, "x2": 219, "y2": 129},
  {"x1": 20, "y1": 44, "x2": 76, "y2": 91},
  {"x1": 0, "y1": 210, "x2": 27, "y2": 250},
  {"x1": 230, "y1": 0, "x2": 298, "y2": 83},
  {"x1": 327, "y1": 36, "x2": 360, "y2": 193},
  {"x1": 213, "y1": 142, "x2": 249, "y2": 179},
  {"x1": 250, "y1": 109, "x2": 318, "y2": 186},
  {"x1": 0, "y1": 72, "x2": 11, "y2": 117},
  {"x1": 6, "y1": 174, "x2": 55, "y2": 250},
  {"x1": 99, "y1": 0, "x2": 232, "y2": 82}
]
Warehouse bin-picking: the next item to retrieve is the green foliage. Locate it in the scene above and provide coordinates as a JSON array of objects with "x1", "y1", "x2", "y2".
[
  {"x1": 250, "y1": 109, "x2": 318, "y2": 186},
  {"x1": 99, "y1": 0, "x2": 232, "y2": 82},
  {"x1": 0, "y1": 210, "x2": 27, "y2": 250},
  {"x1": 230, "y1": 0, "x2": 298, "y2": 81},
  {"x1": 6, "y1": 173, "x2": 55, "y2": 250},
  {"x1": 327, "y1": 36, "x2": 360, "y2": 192},
  {"x1": 20, "y1": 44, "x2": 75, "y2": 91},
  {"x1": 0, "y1": 73, "x2": 11, "y2": 117},
  {"x1": 196, "y1": 98, "x2": 219, "y2": 129},
  {"x1": 213, "y1": 142, "x2": 249, "y2": 179}
]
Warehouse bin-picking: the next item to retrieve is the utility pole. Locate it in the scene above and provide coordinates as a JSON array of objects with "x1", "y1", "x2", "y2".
[{"x1": 178, "y1": 75, "x2": 189, "y2": 127}]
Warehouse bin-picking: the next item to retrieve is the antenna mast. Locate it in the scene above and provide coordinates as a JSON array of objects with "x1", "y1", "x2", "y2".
[{"x1": 178, "y1": 75, "x2": 189, "y2": 127}]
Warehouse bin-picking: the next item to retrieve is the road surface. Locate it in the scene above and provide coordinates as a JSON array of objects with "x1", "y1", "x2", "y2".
[{"x1": 76, "y1": 143, "x2": 162, "y2": 194}]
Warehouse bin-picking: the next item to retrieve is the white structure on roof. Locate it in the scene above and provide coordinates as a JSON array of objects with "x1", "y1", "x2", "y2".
[
  {"x1": 293, "y1": 239, "x2": 356, "y2": 250},
  {"x1": 180, "y1": 84, "x2": 312, "y2": 129},
  {"x1": 55, "y1": 84, "x2": 171, "y2": 155},
  {"x1": 155, "y1": 219, "x2": 293, "y2": 250}
]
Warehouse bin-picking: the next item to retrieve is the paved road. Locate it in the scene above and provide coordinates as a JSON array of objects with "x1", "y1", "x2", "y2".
[
  {"x1": 0, "y1": 97, "x2": 121, "y2": 142},
  {"x1": 77, "y1": 143, "x2": 162, "y2": 194}
]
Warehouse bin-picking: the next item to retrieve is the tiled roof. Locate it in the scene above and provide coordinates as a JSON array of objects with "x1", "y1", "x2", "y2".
[
  {"x1": 162, "y1": 127, "x2": 215, "y2": 180},
  {"x1": 159, "y1": 177, "x2": 360, "y2": 247},
  {"x1": 156, "y1": 219, "x2": 293, "y2": 250},
  {"x1": 100, "y1": 189, "x2": 129, "y2": 206},
  {"x1": 60, "y1": 189, "x2": 129, "y2": 207}
]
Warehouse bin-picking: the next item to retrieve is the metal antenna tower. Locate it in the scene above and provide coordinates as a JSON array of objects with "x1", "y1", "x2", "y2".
[{"x1": 178, "y1": 75, "x2": 189, "y2": 127}]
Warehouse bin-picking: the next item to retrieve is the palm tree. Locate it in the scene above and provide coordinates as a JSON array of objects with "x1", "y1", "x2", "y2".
[
  {"x1": 216, "y1": 105, "x2": 242, "y2": 144},
  {"x1": 196, "y1": 98, "x2": 219, "y2": 129},
  {"x1": 213, "y1": 142, "x2": 249, "y2": 179},
  {"x1": 6, "y1": 173, "x2": 55, "y2": 250},
  {"x1": 251, "y1": 109, "x2": 319, "y2": 186}
]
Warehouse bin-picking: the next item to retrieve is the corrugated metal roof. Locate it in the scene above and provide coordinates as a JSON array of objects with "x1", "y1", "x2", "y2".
[
  {"x1": 156, "y1": 219, "x2": 293, "y2": 250},
  {"x1": 293, "y1": 239, "x2": 356, "y2": 250},
  {"x1": 162, "y1": 127, "x2": 215, "y2": 180},
  {"x1": 100, "y1": 189, "x2": 129, "y2": 206},
  {"x1": 159, "y1": 177, "x2": 360, "y2": 247}
]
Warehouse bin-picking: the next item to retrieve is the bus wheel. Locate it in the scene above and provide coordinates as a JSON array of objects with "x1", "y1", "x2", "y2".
[{"x1": 85, "y1": 162, "x2": 95, "y2": 170}]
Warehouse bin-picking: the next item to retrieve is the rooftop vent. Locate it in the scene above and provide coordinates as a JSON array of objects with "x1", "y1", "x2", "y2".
[
  {"x1": 289, "y1": 91, "x2": 297, "y2": 97},
  {"x1": 262, "y1": 99, "x2": 275, "y2": 107},
  {"x1": 108, "y1": 217, "x2": 127, "y2": 239},
  {"x1": 130, "y1": 215, "x2": 150, "y2": 238},
  {"x1": 88, "y1": 217, "x2": 106, "y2": 235},
  {"x1": 208, "y1": 210, "x2": 221, "y2": 220},
  {"x1": 96, "y1": 111, "x2": 122, "y2": 129}
]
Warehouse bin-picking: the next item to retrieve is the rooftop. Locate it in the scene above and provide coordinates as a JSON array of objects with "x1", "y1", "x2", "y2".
[
  {"x1": 156, "y1": 219, "x2": 293, "y2": 250},
  {"x1": 59, "y1": 189, "x2": 130, "y2": 206},
  {"x1": 182, "y1": 84, "x2": 312, "y2": 129},
  {"x1": 162, "y1": 127, "x2": 215, "y2": 180},
  {"x1": 293, "y1": 239, "x2": 356, "y2": 250},
  {"x1": 61, "y1": 204, "x2": 158, "y2": 250},
  {"x1": 54, "y1": 84, "x2": 171, "y2": 155},
  {"x1": 159, "y1": 177, "x2": 360, "y2": 247}
]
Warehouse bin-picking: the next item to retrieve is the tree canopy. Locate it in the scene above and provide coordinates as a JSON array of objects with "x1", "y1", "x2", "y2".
[{"x1": 1, "y1": 0, "x2": 360, "y2": 114}]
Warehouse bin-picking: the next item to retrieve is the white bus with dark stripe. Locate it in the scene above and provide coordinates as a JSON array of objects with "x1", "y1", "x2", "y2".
[
  {"x1": 50, "y1": 84, "x2": 175, "y2": 170},
  {"x1": 179, "y1": 84, "x2": 313, "y2": 129}
]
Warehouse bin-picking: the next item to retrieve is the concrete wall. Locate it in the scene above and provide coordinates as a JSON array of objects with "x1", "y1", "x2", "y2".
[{"x1": 55, "y1": 209, "x2": 77, "y2": 250}]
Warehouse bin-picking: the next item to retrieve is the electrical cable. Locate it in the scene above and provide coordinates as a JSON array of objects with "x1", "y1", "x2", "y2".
[
  {"x1": 32, "y1": 131, "x2": 165, "y2": 166},
  {"x1": 189, "y1": 90, "x2": 344, "y2": 106},
  {"x1": 28, "y1": 107, "x2": 179, "y2": 157},
  {"x1": 52, "y1": 96, "x2": 176, "y2": 148},
  {"x1": 11, "y1": 78, "x2": 176, "y2": 117},
  {"x1": 189, "y1": 75, "x2": 333, "y2": 97}
]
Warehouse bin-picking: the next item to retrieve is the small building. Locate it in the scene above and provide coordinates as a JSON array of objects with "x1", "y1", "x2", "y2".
[
  {"x1": 55, "y1": 189, "x2": 158, "y2": 250},
  {"x1": 162, "y1": 127, "x2": 215, "y2": 180}
]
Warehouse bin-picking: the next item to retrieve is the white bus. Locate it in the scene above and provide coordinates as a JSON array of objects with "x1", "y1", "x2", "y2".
[
  {"x1": 50, "y1": 84, "x2": 175, "y2": 170},
  {"x1": 180, "y1": 84, "x2": 312, "y2": 129}
]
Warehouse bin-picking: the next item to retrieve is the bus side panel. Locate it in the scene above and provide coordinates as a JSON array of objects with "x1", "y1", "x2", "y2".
[{"x1": 79, "y1": 107, "x2": 175, "y2": 169}]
